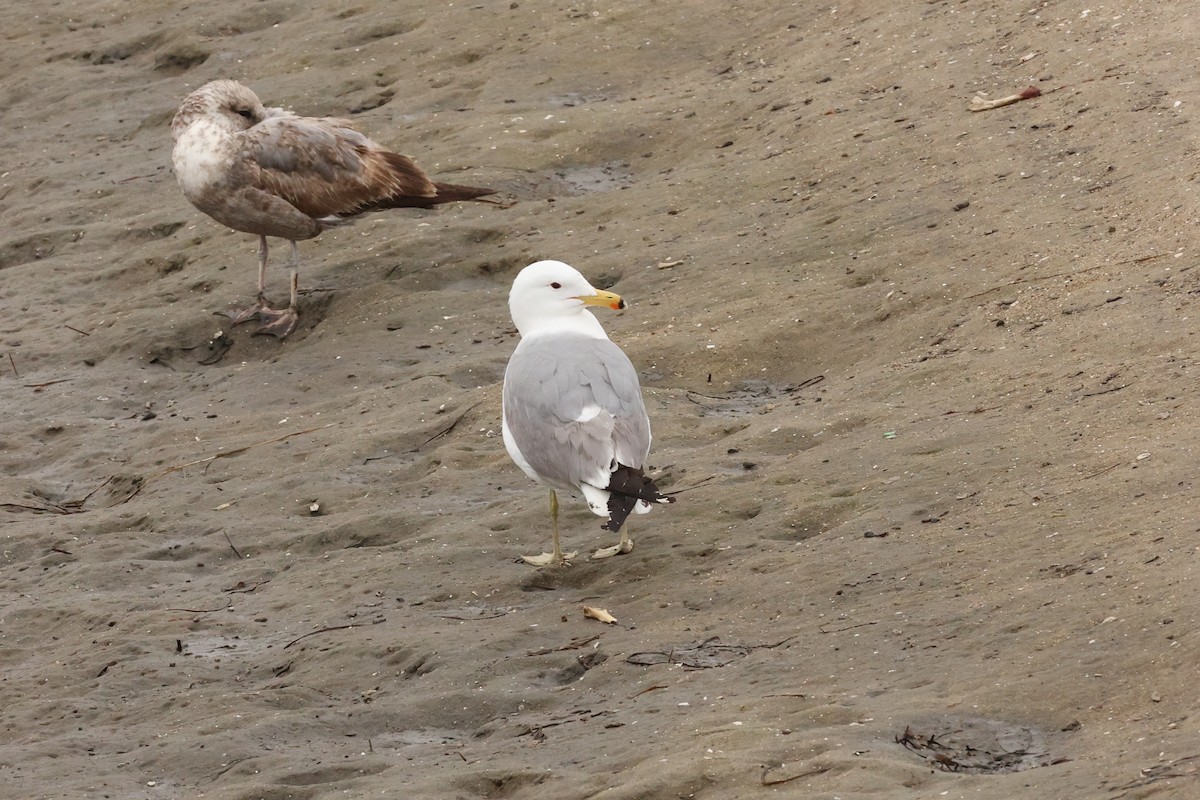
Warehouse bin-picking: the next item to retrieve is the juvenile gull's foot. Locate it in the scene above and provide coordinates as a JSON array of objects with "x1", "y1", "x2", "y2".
[
  {"x1": 254, "y1": 307, "x2": 299, "y2": 338},
  {"x1": 521, "y1": 550, "x2": 577, "y2": 567},
  {"x1": 218, "y1": 297, "x2": 274, "y2": 326},
  {"x1": 591, "y1": 538, "x2": 634, "y2": 560}
]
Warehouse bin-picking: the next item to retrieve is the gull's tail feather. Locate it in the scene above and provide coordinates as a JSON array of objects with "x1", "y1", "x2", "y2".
[
  {"x1": 335, "y1": 150, "x2": 498, "y2": 215},
  {"x1": 430, "y1": 181, "x2": 499, "y2": 203},
  {"x1": 350, "y1": 180, "x2": 497, "y2": 212},
  {"x1": 355, "y1": 152, "x2": 497, "y2": 211},
  {"x1": 602, "y1": 464, "x2": 674, "y2": 532}
]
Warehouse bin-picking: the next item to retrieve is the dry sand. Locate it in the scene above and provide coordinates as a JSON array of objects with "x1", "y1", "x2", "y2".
[{"x1": 3, "y1": 1, "x2": 1200, "y2": 798}]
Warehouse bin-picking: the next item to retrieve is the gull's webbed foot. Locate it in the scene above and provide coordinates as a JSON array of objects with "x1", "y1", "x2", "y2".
[
  {"x1": 218, "y1": 295, "x2": 274, "y2": 326},
  {"x1": 254, "y1": 306, "x2": 299, "y2": 338},
  {"x1": 591, "y1": 537, "x2": 634, "y2": 560},
  {"x1": 521, "y1": 550, "x2": 577, "y2": 567}
]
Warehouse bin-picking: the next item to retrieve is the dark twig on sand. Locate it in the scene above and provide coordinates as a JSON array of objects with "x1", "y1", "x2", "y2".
[
  {"x1": 1, "y1": 476, "x2": 118, "y2": 516},
  {"x1": 224, "y1": 580, "x2": 269, "y2": 594},
  {"x1": 23, "y1": 379, "x2": 72, "y2": 390},
  {"x1": 760, "y1": 765, "x2": 831, "y2": 787},
  {"x1": 627, "y1": 635, "x2": 796, "y2": 669},
  {"x1": 223, "y1": 530, "x2": 244, "y2": 559},
  {"x1": 432, "y1": 606, "x2": 511, "y2": 621},
  {"x1": 520, "y1": 709, "x2": 615, "y2": 739},
  {"x1": 408, "y1": 402, "x2": 483, "y2": 453},
  {"x1": 283, "y1": 624, "x2": 358, "y2": 649},
  {"x1": 965, "y1": 254, "x2": 1166, "y2": 301},
  {"x1": 363, "y1": 403, "x2": 483, "y2": 463},
  {"x1": 2, "y1": 501, "x2": 67, "y2": 515},
  {"x1": 1110, "y1": 753, "x2": 1200, "y2": 798},
  {"x1": 818, "y1": 620, "x2": 878, "y2": 634},
  {"x1": 202, "y1": 757, "x2": 252, "y2": 784},
  {"x1": 1081, "y1": 380, "x2": 1135, "y2": 399},
  {"x1": 115, "y1": 423, "x2": 335, "y2": 505},
  {"x1": 64, "y1": 325, "x2": 91, "y2": 336},
  {"x1": 75, "y1": 475, "x2": 116, "y2": 508},
  {"x1": 685, "y1": 375, "x2": 824, "y2": 402},
  {"x1": 7, "y1": 352, "x2": 17, "y2": 378},
  {"x1": 165, "y1": 600, "x2": 233, "y2": 614},
  {"x1": 1080, "y1": 460, "x2": 1124, "y2": 480},
  {"x1": 525, "y1": 634, "x2": 601, "y2": 656}
]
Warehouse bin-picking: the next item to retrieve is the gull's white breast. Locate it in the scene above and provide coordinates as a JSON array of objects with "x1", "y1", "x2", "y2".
[{"x1": 172, "y1": 121, "x2": 233, "y2": 202}]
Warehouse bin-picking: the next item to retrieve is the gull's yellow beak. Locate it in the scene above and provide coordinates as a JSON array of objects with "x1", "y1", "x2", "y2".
[{"x1": 578, "y1": 289, "x2": 626, "y2": 311}]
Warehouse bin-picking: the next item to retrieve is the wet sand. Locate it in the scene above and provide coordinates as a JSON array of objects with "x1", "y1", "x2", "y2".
[{"x1": 3, "y1": 2, "x2": 1200, "y2": 798}]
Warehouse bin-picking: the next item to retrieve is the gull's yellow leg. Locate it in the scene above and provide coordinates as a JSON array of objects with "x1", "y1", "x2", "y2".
[
  {"x1": 592, "y1": 520, "x2": 634, "y2": 560},
  {"x1": 523, "y1": 490, "x2": 577, "y2": 565}
]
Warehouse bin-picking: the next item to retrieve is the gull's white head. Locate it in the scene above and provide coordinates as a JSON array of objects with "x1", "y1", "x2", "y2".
[
  {"x1": 172, "y1": 80, "x2": 268, "y2": 140},
  {"x1": 508, "y1": 260, "x2": 625, "y2": 338}
]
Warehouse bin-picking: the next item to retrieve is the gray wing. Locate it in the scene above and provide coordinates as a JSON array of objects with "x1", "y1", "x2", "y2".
[{"x1": 503, "y1": 334, "x2": 651, "y2": 490}]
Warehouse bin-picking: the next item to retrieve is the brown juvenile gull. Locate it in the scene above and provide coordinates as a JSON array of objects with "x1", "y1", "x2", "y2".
[
  {"x1": 171, "y1": 79, "x2": 496, "y2": 336},
  {"x1": 502, "y1": 260, "x2": 674, "y2": 566}
]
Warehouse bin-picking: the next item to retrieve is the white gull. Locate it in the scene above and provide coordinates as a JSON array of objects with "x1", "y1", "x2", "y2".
[{"x1": 502, "y1": 260, "x2": 674, "y2": 566}]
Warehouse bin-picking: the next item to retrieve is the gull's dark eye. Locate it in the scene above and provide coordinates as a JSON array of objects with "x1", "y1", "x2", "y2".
[
  {"x1": 235, "y1": 107, "x2": 256, "y2": 120},
  {"x1": 550, "y1": 282, "x2": 562, "y2": 289}
]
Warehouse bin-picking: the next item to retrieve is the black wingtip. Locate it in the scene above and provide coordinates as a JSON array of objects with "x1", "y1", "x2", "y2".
[{"x1": 602, "y1": 464, "x2": 673, "y2": 532}]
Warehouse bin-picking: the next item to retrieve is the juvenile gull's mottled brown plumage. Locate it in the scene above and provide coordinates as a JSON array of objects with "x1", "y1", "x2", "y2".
[{"x1": 171, "y1": 79, "x2": 496, "y2": 336}]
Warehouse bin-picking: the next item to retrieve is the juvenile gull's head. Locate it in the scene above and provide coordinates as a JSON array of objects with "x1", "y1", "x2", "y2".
[{"x1": 171, "y1": 80, "x2": 268, "y2": 140}]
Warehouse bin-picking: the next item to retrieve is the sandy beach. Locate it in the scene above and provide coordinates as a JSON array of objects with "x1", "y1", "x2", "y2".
[{"x1": 4, "y1": 1, "x2": 1200, "y2": 798}]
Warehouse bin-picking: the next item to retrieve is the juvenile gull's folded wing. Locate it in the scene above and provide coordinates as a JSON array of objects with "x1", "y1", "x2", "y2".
[{"x1": 244, "y1": 116, "x2": 437, "y2": 218}]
